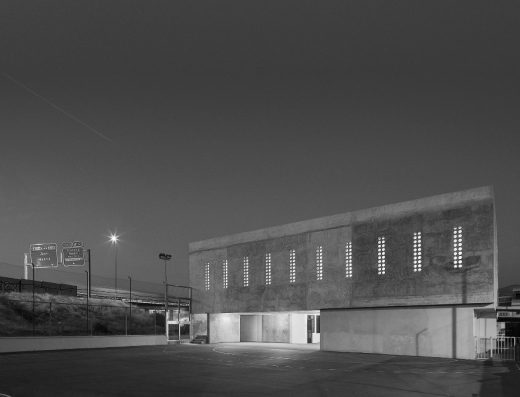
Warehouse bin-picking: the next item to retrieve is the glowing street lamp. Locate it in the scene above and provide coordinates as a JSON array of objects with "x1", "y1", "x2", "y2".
[
  {"x1": 109, "y1": 233, "x2": 119, "y2": 244},
  {"x1": 109, "y1": 233, "x2": 119, "y2": 299}
]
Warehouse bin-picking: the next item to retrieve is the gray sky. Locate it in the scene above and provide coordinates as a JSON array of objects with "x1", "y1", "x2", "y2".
[{"x1": 1, "y1": 1, "x2": 519, "y2": 288}]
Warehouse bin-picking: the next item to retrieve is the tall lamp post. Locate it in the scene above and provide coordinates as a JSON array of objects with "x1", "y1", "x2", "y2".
[
  {"x1": 159, "y1": 252, "x2": 172, "y2": 339},
  {"x1": 110, "y1": 233, "x2": 119, "y2": 299},
  {"x1": 128, "y1": 275, "x2": 132, "y2": 334}
]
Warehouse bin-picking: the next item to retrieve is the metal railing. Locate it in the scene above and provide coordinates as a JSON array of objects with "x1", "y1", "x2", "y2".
[{"x1": 475, "y1": 337, "x2": 518, "y2": 361}]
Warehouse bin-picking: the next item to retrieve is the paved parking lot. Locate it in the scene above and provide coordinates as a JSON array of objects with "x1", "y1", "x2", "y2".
[{"x1": 0, "y1": 343, "x2": 519, "y2": 396}]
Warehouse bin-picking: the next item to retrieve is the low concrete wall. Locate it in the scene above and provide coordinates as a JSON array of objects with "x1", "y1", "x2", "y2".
[
  {"x1": 0, "y1": 335, "x2": 167, "y2": 354},
  {"x1": 321, "y1": 305, "x2": 477, "y2": 359}
]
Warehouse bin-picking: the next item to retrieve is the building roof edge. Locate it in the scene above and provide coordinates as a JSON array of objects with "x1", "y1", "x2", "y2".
[{"x1": 189, "y1": 186, "x2": 494, "y2": 253}]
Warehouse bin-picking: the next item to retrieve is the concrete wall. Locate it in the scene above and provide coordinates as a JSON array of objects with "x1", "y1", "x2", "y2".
[
  {"x1": 262, "y1": 313, "x2": 290, "y2": 342},
  {"x1": 290, "y1": 313, "x2": 308, "y2": 343},
  {"x1": 321, "y1": 306, "x2": 477, "y2": 359},
  {"x1": 189, "y1": 187, "x2": 496, "y2": 314},
  {"x1": 209, "y1": 313, "x2": 240, "y2": 343},
  {"x1": 240, "y1": 315, "x2": 262, "y2": 342},
  {"x1": 0, "y1": 335, "x2": 166, "y2": 354},
  {"x1": 239, "y1": 313, "x2": 306, "y2": 343},
  {"x1": 191, "y1": 313, "x2": 208, "y2": 339},
  {"x1": 474, "y1": 317, "x2": 497, "y2": 338}
]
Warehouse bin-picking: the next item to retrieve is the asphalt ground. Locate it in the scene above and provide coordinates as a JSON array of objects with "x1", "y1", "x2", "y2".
[{"x1": 0, "y1": 342, "x2": 519, "y2": 396}]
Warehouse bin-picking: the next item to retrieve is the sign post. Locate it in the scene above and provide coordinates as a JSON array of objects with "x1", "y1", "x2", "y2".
[{"x1": 87, "y1": 249, "x2": 91, "y2": 298}]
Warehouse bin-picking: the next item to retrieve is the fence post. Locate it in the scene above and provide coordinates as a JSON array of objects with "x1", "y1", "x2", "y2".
[
  {"x1": 85, "y1": 270, "x2": 89, "y2": 336},
  {"x1": 128, "y1": 275, "x2": 132, "y2": 335},
  {"x1": 177, "y1": 298, "x2": 180, "y2": 342},
  {"x1": 49, "y1": 301, "x2": 52, "y2": 336},
  {"x1": 90, "y1": 305, "x2": 94, "y2": 336},
  {"x1": 32, "y1": 265, "x2": 36, "y2": 336}
]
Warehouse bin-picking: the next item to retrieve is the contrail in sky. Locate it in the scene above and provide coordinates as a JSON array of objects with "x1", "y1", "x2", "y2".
[{"x1": 2, "y1": 72, "x2": 113, "y2": 143}]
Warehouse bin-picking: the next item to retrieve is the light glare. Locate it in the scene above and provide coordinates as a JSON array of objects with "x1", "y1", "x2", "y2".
[{"x1": 109, "y1": 233, "x2": 119, "y2": 244}]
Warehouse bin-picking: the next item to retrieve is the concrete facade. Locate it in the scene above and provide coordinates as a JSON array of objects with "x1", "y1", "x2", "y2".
[
  {"x1": 289, "y1": 313, "x2": 308, "y2": 343},
  {"x1": 321, "y1": 306, "x2": 477, "y2": 359},
  {"x1": 209, "y1": 313, "x2": 240, "y2": 343},
  {"x1": 188, "y1": 187, "x2": 497, "y2": 358},
  {"x1": 239, "y1": 313, "x2": 309, "y2": 343}
]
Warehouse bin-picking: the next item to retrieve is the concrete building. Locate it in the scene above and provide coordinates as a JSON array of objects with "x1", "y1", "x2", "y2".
[{"x1": 189, "y1": 186, "x2": 497, "y2": 359}]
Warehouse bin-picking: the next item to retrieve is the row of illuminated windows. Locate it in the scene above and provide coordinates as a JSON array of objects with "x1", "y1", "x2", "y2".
[{"x1": 204, "y1": 226, "x2": 463, "y2": 290}]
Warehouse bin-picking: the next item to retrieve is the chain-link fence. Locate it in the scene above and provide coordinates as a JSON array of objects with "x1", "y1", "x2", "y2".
[
  {"x1": 0, "y1": 295, "x2": 166, "y2": 337},
  {"x1": 0, "y1": 261, "x2": 192, "y2": 338}
]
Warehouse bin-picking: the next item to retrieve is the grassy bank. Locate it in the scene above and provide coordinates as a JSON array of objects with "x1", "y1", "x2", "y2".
[{"x1": 0, "y1": 291, "x2": 164, "y2": 336}]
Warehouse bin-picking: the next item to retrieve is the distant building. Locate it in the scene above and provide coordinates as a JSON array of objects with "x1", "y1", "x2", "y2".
[
  {"x1": 497, "y1": 286, "x2": 520, "y2": 337},
  {"x1": 189, "y1": 186, "x2": 497, "y2": 359}
]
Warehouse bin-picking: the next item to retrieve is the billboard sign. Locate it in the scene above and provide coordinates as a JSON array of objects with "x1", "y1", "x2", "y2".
[
  {"x1": 62, "y1": 241, "x2": 85, "y2": 266},
  {"x1": 30, "y1": 243, "x2": 58, "y2": 268}
]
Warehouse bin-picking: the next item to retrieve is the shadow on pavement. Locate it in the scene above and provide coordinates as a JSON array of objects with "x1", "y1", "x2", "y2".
[{"x1": 478, "y1": 360, "x2": 520, "y2": 397}]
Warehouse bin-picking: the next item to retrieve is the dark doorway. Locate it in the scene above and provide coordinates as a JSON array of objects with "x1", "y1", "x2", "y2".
[{"x1": 307, "y1": 314, "x2": 320, "y2": 343}]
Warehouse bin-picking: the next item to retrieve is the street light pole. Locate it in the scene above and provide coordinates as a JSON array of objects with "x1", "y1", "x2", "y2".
[
  {"x1": 114, "y1": 243, "x2": 118, "y2": 299},
  {"x1": 128, "y1": 275, "x2": 132, "y2": 334},
  {"x1": 158, "y1": 253, "x2": 172, "y2": 340},
  {"x1": 110, "y1": 233, "x2": 119, "y2": 299},
  {"x1": 164, "y1": 259, "x2": 168, "y2": 287}
]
